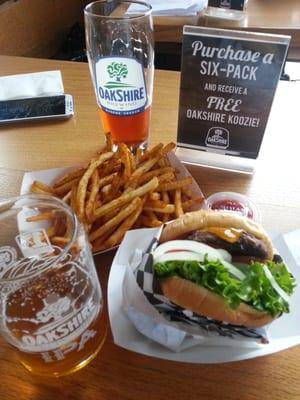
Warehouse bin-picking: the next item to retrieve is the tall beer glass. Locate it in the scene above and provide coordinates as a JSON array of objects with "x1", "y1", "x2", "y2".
[
  {"x1": 0, "y1": 194, "x2": 106, "y2": 377},
  {"x1": 84, "y1": 0, "x2": 154, "y2": 152}
]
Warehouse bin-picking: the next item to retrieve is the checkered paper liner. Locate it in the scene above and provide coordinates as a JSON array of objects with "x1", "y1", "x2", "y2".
[{"x1": 124, "y1": 234, "x2": 269, "y2": 350}]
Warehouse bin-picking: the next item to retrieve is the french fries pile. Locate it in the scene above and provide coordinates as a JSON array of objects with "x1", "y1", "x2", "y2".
[{"x1": 30, "y1": 138, "x2": 204, "y2": 252}]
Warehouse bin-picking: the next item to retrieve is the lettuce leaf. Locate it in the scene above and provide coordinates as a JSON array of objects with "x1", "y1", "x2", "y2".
[{"x1": 153, "y1": 258, "x2": 296, "y2": 316}]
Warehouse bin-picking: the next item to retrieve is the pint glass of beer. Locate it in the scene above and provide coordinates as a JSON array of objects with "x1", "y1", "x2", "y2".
[
  {"x1": 0, "y1": 194, "x2": 106, "y2": 377},
  {"x1": 84, "y1": 0, "x2": 154, "y2": 152}
]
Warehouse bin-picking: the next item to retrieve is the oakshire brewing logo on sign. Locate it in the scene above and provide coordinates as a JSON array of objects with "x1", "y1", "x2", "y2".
[
  {"x1": 96, "y1": 57, "x2": 147, "y2": 116},
  {"x1": 177, "y1": 27, "x2": 290, "y2": 159}
]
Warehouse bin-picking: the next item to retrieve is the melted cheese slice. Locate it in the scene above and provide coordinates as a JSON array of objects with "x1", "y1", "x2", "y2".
[{"x1": 205, "y1": 227, "x2": 244, "y2": 243}]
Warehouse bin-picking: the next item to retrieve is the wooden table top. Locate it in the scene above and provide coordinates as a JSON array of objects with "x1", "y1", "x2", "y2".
[
  {"x1": 0, "y1": 55, "x2": 300, "y2": 400},
  {"x1": 154, "y1": 0, "x2": 300, "y2": 60}
]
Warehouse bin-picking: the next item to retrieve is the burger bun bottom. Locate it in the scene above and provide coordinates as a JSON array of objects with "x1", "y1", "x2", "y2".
[{"x1": 160, "y1": 276, "x2": 275, "y2": 328}]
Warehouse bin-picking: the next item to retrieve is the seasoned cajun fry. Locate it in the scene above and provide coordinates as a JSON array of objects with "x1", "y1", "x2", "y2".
[
  {"x1": 160, "y1": 142, "x2": 176, "y2": 155},
  {"x1": 157, "y1": 176, "x2": 193, "y2": 192},
  {"x1": 104, "y1": 132, "x2": 113, "y2": 152},
  {"x1": 157, "y1": 172, "x2": 176, "y2": 184},
  {"x1": 62, "y1": 190, "x2": 71, "y2": 203},
  {"x1": 182, "y1": 197, "x2": 204, "y2": 211},
  {"x1": 105, "y1": 200, "x2": 144, "y2": 248},
  {"x1": 77, "y1": 152, "x2": 114, "y2": 220},
  {"x1": 149, "y1": 192, "x2": 160, "y2": 201},
  {"x1": 54, "y1": 178, "x2": 80, "y2": 196},
  {"x1": 181, "y1": 187, "x2": 193, "y2": 198},
  {"x1": 26, "y1": 211, "x2": 53, "y2": 222},
  {"x1": 53, "y1": 167, "x2": 86, "y2": 188},
  {"x1": 31, "y1": 184, "x2": 53, "y2": 195},
  {"x1": 138, "y1": 143, "x2": 163, "y2": 164},
  {"x1": 51, "y1": 236, "x2": 70, "y2": 246},
  {"x1": 139, "y1": 214, "x2": 162, "y2": 228},
  {"x1": 137, "y1": 167, "x2": 175, "y2": 185},
  {"x1": 92, "y1": 177, "x2": 158, "y2": 221},
  {"x1": 85, "y1": 169, "x2": 100, "y2": 221},
  {"x1": 70, "y1": 183, "x2": 78, "y2": 212},
  {"x1": 119, "y1": 143, "x2": 131, "y2": 181},
  {"x1": 174, "y1": 189, "x2": 184, "y2": 217},
  {"x1": 144, "y1": 204, "x2": 175, "y2": 214},
  {"x1": 162, "y1": 191, "x2": 171, "y2": 223},
  {"x1": 31, "y1": 181, "x2": 54, "y2": 194},
  {"x1": 89, "y1": 197, "x2": 142, "y2": 242}
]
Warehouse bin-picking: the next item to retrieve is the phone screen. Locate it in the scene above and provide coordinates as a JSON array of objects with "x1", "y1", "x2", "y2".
[{"x1": 0, "y1": 95, "x2": 71, "y2": 121}]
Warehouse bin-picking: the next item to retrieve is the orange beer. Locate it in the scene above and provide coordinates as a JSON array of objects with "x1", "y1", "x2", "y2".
[
  {"x1": 98, "y1": 106, "x2": 151, "y2": 147},
  {"x1": 85, "y1": 1, "x2": 154, "y2": 151},
  {"x1": 4, "y1": 259, "x2": 106, "y2": 377}
]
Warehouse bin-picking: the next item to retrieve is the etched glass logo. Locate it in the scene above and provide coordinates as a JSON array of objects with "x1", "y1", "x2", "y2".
[{"x1": 15, "y1": 228, "x2": 53, "y2": 257}]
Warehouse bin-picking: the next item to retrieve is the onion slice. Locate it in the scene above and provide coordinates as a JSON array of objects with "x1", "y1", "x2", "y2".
[
  {"x1": 154, "y1": 251, "x2": 204, "y2": 264},
  {"x1": 153, "y1": 241, "x2": 245, "y2": 280},
  {"x1": 263, "y1": 264, "x2": 290, "y2": 304},
  {"x1": 153, "y1": 240, "x2": 226, "y2": 262}
]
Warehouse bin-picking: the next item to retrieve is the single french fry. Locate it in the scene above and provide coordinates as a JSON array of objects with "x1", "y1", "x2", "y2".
[
  {"x1": 98, "y1": 173, "x2": 117, "y2": 189},
  {"x1": 89, "y1": 197, "x2": 142, "y2": 242},
  {"x1": 138, "y1": 143, "x2": 163, "y2": 164},
  {"x1": 145, "y1": 200, "x2": 167, "y2": 209},
  {"x1": 102, "y1": 175, "x2": 123, "y2": 204},
  {"x1": 139, "y1": 215, "x2": 163, "y2": 228},
  {"x1": 181, "y1": 187, "x2": 193, "y2": 199},
  {"x1": 126, "y1": 156, "x2": 160, "y2": 188},
  {"x1": 157, "y1": 172, "x2": 176, "y2": 184},
  {"x1": 51, "y1": 236, "x2": 70, "y2": 246},
  {"x1": 160, "y1": 142, "x2": 176, "y2": 155},
  {"x1": 105, "y1": 201, "x2": 144, "y2": 248},
  {"x1": 135, "y1": 148, "x2": 143, "y2": 164},
  {"x1": 85, "y1": 169, "x2": 100, "y2": 221},
  {"x1": 92, "y1": 226, "x2": 116, "y2": 252},
  {"x1": 182, "y1": 197, "x2": 204, "y2": 211},
  {"x1": 32, "y1": 181, "x2": 54, "y2": 194},
  {"x1": 157, "y1": 176, "x2": 193, "y2": 192},
  {"x1": 129, "y1": 151, "x2": 136, "y2": 172},
  {"x1": 101, "y1": 184, "x2": 112, "y2": 198},
  {"x1": 174, "y1": 189, "x2": 184, "y2": 217},
  {"x1": 119, "y1": 143, "x2": 131, "y2": 181},
  {"x1": 144, "y1": 204, "x2": 175, "y2": 214},
  {"x1": 92, "y1": 177, "x2": 158, "y2": 221},
  {"x1": 26, "y1": 211, "x2": 53, "y2": 222},
  {"x1": 137, "y1": 167, "x2": 175, "y2": 185},
  {"x1": 62, "y1": 190, "x2": 71, "y2": 203},
  {"x1": 149, "y1": 192, "x2": 160, "y2": 201},
  {"x1": 53, "y1": 167, "x2": 86, "y2": 188},
  {"x1": 162, "y1": 191, "x2": 170, "y2": 223},
  {"x1": 31, "y1": 183, "x2": 53, "y2": 195},
  {"x1": 105, "y1": 132, "x2": 113, "y2": 152},
  {"x1": 70, "y1": 183, "x2": 78, "y2": 213},
  {"x1": 54, "y1": 178, "x2": 80, "y2": 196},
  {"x1": 77, "y1": 152, "x2": 114, "y2": 220}
]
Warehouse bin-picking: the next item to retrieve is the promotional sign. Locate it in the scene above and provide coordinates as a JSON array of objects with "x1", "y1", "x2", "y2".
[{"x1": 177, "y1": 27, "x2": 290, "y2": 160}]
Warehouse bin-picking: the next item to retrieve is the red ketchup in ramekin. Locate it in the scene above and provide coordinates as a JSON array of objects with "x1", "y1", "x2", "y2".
[{"x1": 205, "y1": 192, "x2": 261, "y2": 223}]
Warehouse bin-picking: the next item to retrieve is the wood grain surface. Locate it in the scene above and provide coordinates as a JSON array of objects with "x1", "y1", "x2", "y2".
[{"x1": 0, "y1": 56, "x2": 300, "y2": 400}]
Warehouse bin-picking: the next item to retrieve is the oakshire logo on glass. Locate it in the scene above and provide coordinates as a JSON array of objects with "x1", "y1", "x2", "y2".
[{"x1": 96, "y1": 57, "x2": 147, "y2": 116}]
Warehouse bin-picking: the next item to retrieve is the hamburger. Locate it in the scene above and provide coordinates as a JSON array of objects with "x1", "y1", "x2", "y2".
[{"x1": 152, "y1": 210, "x2": 296, "y2": 328}]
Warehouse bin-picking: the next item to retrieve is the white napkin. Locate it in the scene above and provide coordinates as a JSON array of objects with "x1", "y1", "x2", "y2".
[
  {"x1": 0, "y1": 70, "x2": 64, "y2": 101},
  {"x1": 128, "y1": 0, "x2": 207, "y2": 16}
]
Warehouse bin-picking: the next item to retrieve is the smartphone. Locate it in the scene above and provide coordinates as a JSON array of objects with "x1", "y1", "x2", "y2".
[{"x1": 0, "y1": 94, "x2": 74, "y2": 124}]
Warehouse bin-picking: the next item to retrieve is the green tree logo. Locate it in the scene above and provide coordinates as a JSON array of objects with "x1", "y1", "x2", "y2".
[{"x1": 107, "y1": 62, "x2": 128, "y2": 82}]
